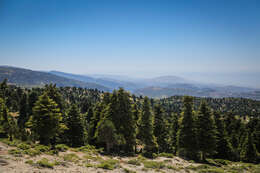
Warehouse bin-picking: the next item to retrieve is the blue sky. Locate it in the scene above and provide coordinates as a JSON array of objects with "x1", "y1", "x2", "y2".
[{"x1": 0, "y1": 0, "x2": 259, "y2": 87}]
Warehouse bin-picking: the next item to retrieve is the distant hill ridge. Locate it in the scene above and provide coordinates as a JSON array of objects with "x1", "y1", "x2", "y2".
[
  {"x1": 1, "y1": 66, "x2": 259, "y2": 100},
  {"x1": 0, "y1": 66, "x2": 109, "y2": 91}
]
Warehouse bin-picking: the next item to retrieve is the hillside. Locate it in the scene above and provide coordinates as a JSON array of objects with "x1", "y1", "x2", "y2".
[
  {"x1": 157, "y1": 95, "x2": 260, "y2": 117},
  {"x1": 1, "y1": 140, "x2": 259, "y2": 173},
  {"x1": 0, "y1": 66, "x2": 109, "y2": 91},
  {"x1": 50, "y1": 70, "x2": 260, "y2": 100},
  {"x1": 50, "y1": 71, "x2": 140, "y2": 91}
]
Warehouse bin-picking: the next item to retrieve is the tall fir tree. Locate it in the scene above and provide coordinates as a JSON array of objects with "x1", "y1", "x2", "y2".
[
  {"x1": 214, "y1": 111, "x2": 234, "y2": 160},
  {"x1": 240, "y1": 130, "x2": 258, "y2": 163},
  {"x1": 177, "y1": 96, "x2": 198, "y2": 160},
  {"x1": 29, "y1": 93, "x2": 63, "y2": 145},
  {"x1": 88, "y1": 103, "x2": 103, "y2": 145},
  {"x1": 154, "y1": 104, "x2": 171, "y2": 153},
  {"x1": 196, "y1": 101, "x2": 217, "y2": 161},
  {"x1": 170, "y1": 112, "x2": 179, "y2": 154},
  {"x1": 66, "y1": 104, "x2": 86, "y2": 147},
  {"x1": 138, "y1": 97, "x2": 158, "y2": 157},
  {"x1": 18, "y1": 93, "x2": 29, "y2": 128},
  {"x1": 117, "y1": 88, "x2": 136, "y2": 153},
  {"x1": 95, "y1": 105, "x2": 120, "y2": 153}
]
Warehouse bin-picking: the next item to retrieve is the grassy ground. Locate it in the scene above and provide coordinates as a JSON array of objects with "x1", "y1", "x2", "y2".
[{"x1": 0, "y1": 138, "x2": 259, "y2": 173}]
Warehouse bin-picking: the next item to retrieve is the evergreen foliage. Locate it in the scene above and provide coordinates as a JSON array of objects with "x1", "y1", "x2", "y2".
[
  {"x1": 177, "y1": 96, "x2": 198, "y2": 160},
  {"x1": 65, "y1": 104, "x2": 86, "y2": 147},
  {"x1": 214, "y1": 111, "x2": 234, "y2": 160},
  {"x1": 29, "y1": 93, "x2": 63, "y2": 145},
  {"x1": 154, "y1": 104, "x2": 171, "y2": 153},
  {"x1": 0, "y1": 79, "x2": 259, "y2": 163},
  {"x1": 196, "y1": 101, "x2": 217, "y2": 161},
  {"x1": 138, "y1": 97, "x2": 158, "y2": 157},
  {"x1": 240, "y1": 131, "x2": 258, "y2": 163}
]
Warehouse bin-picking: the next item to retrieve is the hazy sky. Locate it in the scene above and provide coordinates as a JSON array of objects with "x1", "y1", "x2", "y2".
[{"x1": 0, "y1": 0, "x2": 259, "y2": 87}]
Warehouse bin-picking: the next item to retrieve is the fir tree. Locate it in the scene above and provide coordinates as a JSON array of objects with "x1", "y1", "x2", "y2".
[
  {"x1": 29, "y1": 93, "x2": 63, "y2": 145},
  {"x1": 240, "y1": 131, "x2": 258, "y2": 163},
  {"x1": 138, "y1": 97, "x2": 158, "y2": 157},
  {"x1": 95, "y1": 105, "x2": 120, "y2": 153},
  {"x1": 170, "y1": 112, "x2": 179, "y2": 154},
  {"x1": 214, "y1": 111, "x2": 234, "y2": 160},
  {"x1": 177, "y1": 96, "x2": 198, "y2": 160},
  {"x1": 0, "y1": 98, "x2": 17, "y2": 141},
  {"x1": 66, "y1": 104, "x2": 86, "y2": 147},
  {"x1": 197, "y1": 101, "x2": 217, "y2": 161},
  {"x1": 88, "y1": 103, "x2": 103, "y2": 145},
  {"x1": 18, "y1": 93, "x2": 29, "y2": 128},
  {"x1": 154, "y1": 104, "x2": 171, "y2": 153}
]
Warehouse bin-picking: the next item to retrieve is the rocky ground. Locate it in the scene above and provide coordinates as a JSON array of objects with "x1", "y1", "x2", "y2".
[{"x1": 0, "y1": 140, "x2": 259, "y2": 173}]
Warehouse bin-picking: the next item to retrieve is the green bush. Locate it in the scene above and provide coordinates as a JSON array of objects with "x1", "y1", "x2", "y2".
[
  {"x1": 83, "y1": 154, "x2": 103, "y2": 162},
  {"x1": 158, "y1": 152, "x2": 174, "y2": 158},
  {"x1": 8, "y1": 149, "x2": 23, "y2": 157},
  {"x1": 2, "y1": 139, "x2": 20, "y2": 147},
  {"x1": 97, "y1": 159, "x2": 119, "y2": 170},
  {"x1": 213, "y1": 159, "x2": 231, "y2": 165},
  {"x1": 23, "y1": 149, "x2": 41, "y2": 157},
  {"x1": 167, "y1": 165, "x2": 179, "y2": 170},
  {"x1": 127, "y1": 159, "x2": 141, "y2": 166},
  {"x1": 198, "y1": 168, "x2": 225, "y2": 173},
  {"x1": 63, "y1": 153, "x2": 80, "y2": 163},
  {"x1": 85, "y1": 163, "x2": 95, "y2": 167},
  {"x1": 25, "y1": 160, "x2": 34, "y2": 165},
  {"x1": 36, "y1": 158, "x2": 54, "y2": 169},
  {"x1": 76, "y1": 145, "x2": 103, "y2": 154},
  {"x1": 187, "y1": 164, "x2": 211, "y2": 171},
  {"x1": 143, "y1": 161, "x2": 165, "y2": 169},
  {"x1": 123, "y1": 168, "x2": 136, "y2": 173},
  {"x1": 35, "y1": 145, "x2": 50, "y2": 152},
  {"x1": 17, "y1": 143, "x2": 31, "y2": 150},
  {"x1": 55, "y1": 144, "x2": 69, "y2": 152}
]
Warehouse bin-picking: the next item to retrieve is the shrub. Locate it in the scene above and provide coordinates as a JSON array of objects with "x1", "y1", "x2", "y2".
[
  {"x1": 5, "y1": 140, "x2": 21, "y2": 147},
  {"x1": 55, "y1": 144, "x2": 69, "y2": 152},
  {"x1": 25, "y1": 160, "x2": 34, "y2": 165},
  {"x1": 83, "y1": 154, "x2": 103, "y2": 162},
  {"x1": 127, "y1": 159, "x2": 141, "y2": 166},
  {"x1": 167, "y1": 165, "x2": 179, "y2": 170},
  {"x1": 158, "y1": 153, "x2": 174, "y2": 158},
  {"x1": 213, "y1": 159, "x2": 231, "y2": 166},
  {"x1": 36, "y1": 158, "x2": 54, "y2": 168},
  {"x1": 76, "y1": 145, "x2": 103, "y2": 154},
  {"x1": 8, "y1": 149, "x2": 23, "y2": 157},
  {"x1": 63, "y1": 153, "x2": 80, "y2": 163},
  {"x1": 123, "y1": 168, "x2": 136, "y2": 173},
  {"x1": 97, "y1": 159, "x2": 119, "y2": 170},
  {"x1": 35, "y1": 145, "x2": 50, "y2": 152},
  {"x1": 198, "y1": 168, "x2": 225, "y2": 173},
  {"x1": 85, "y1": 163, "x2": 95, "y2": 167},
  {"x1": 23, "y1": 149, "x2": 41, "y2": 157},
  {"x1": 187, "y1": 164, "x2": 211, "y2": 171},
  {"x1": 53, "y1": 160, "x2": 61, "y2": 165},
  {"x1": 17, "y1": 143, "x2": 31, "y2": 150},
  {"x1": 143, "y1": 161, "x2": 165, "y2": 169}
]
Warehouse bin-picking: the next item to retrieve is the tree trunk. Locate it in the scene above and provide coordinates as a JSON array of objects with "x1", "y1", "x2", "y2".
[
  {"x1": 106, "y1": 142, "x2": 111, "y2": 153},
  {"x1": 202, "y1": 152, "x2": 206, "y2": 162}
]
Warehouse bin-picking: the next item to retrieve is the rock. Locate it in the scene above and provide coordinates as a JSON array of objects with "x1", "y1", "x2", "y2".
[{"x1": 0, "y1": 159, "x2": 9, "y2": 166}]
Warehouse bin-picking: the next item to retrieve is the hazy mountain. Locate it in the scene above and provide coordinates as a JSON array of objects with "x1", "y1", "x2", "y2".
[
  {"x1": 50, "y1": 71, "x2": 260, "y2": 100},
  {"x1": 51, "y1": 71, "x2": 140, "y2": 91},
  {"x1": 1, "y1": 66, "x2": 259, "y2": 100},
  {"x1": 0, "y1": 66, "x2": 109, "y2": 91}
]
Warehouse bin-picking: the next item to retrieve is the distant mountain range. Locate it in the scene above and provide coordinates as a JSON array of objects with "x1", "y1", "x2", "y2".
[
  {"x1": 1, "y1": 66, "x2": 260, "y2": 100},
  {"x1": 0, "y1": 66, "x2": 109, "y2": 91}
]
